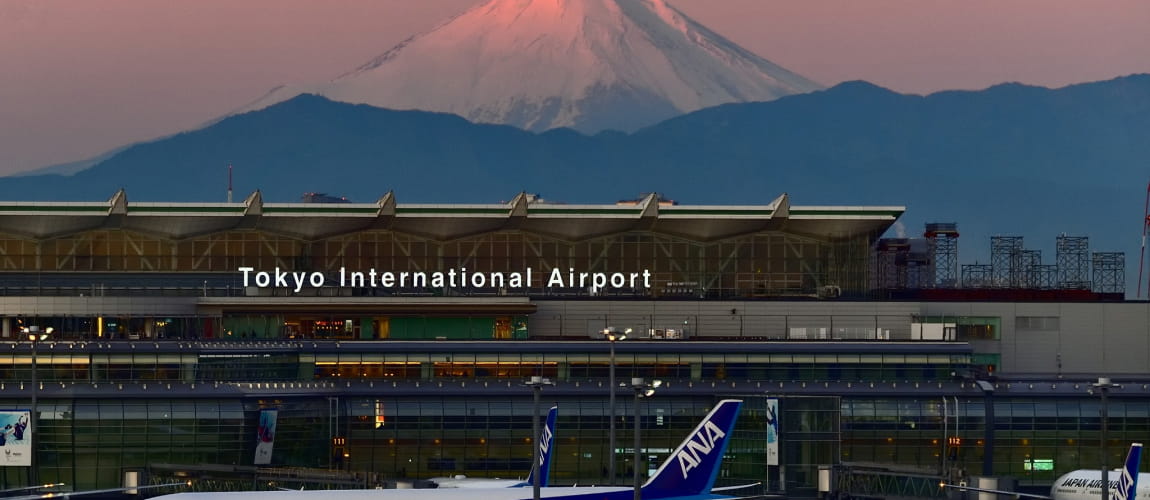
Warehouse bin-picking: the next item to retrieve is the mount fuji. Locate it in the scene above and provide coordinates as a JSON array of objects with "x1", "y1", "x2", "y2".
[{"x1": 240, "y1": 0, "x2": 821, "y2": 133}]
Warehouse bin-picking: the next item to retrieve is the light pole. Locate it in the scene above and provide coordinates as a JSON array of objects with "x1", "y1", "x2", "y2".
[
  {"x1": 1093, "y1": 377, "x2": 1120, "y2": 500},
  {"x1": 630, "y1": 377, "x2": 660, "y2": 500},
  {"x1": 601, "y1": 327, "x2": 629, "y2": 484},
  {"x1": 23, "y1": 325, "x2": 51, "y2": 485},
  {"x1": 526, "y1": 376, "x2": 553, "y2": 500},
  {"x1": 974, "y1": 380, "x2": 996, "y2": 477}
]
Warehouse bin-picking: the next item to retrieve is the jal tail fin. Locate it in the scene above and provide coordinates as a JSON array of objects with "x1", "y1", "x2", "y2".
[
  {"x1": 523, "y1": 406, "x2": 558, "y2": 488},
  {"x1": 640, "y1": 399, "x2": 743, "y2": 499},
  {"x1": 1114, "y1": 443, "x2": 1143, "y2": 500}
]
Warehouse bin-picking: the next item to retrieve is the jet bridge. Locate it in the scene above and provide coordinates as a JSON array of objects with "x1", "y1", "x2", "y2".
[{"x1": 828, "y1": 462, "x2": 948, "y2": 500}]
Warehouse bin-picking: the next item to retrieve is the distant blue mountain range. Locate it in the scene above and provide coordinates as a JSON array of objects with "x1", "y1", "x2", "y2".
[{"x1": 4, "y1": 75, "x2": 1149, "y2": 290}]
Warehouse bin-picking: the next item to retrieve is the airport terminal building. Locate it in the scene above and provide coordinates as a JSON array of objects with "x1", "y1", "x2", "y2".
[{"x1": 0, "y1": 191, "x2": 1147, "y2": 497}]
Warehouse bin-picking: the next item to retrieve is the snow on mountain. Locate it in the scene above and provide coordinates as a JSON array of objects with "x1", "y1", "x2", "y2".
[{"x1": 244, "y1": 0, "x2": 822, "y2": 133}]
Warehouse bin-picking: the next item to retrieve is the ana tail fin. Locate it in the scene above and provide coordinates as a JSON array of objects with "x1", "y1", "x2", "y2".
[
  {"x1": 1114, "y1": 443, "x2": 1142, "y2": 500},
  {"x1": 523, "y1": 406, "x2": 558, "y2": 488},
  {"x1": 640, "y1": 399, "x2": 743, "y2": 499}
]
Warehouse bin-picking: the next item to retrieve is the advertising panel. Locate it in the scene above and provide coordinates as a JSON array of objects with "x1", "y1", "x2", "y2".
[
  {"x1": 254, "y1": 409, "x2": 278, "y2": 465},
  {"x1": 766, "y1": 399, "x2": 779, "y2": 466},
  {"x1": 0, "y1": 410, "x2": 32, "y2": 466}
]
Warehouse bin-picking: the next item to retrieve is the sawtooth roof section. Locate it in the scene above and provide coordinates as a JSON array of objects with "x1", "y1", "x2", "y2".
[{"x1": 0, "y1": 191, "x2": 904, "y2": 241}]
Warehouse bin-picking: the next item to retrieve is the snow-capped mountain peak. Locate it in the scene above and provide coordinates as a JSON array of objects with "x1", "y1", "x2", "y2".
[{"x1": 247, "y1": 0, "x2": 822, "y2": 133}]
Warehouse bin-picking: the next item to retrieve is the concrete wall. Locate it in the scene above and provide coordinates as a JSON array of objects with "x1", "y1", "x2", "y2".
[
  {"x1": 536, "y1": 299, "x2": 1150, "y2": 376},
  {"x1": 922, "y1": 301, "x2": 1150, "y2": 376},
  {"x1": 530, "y1": 300, "x2": 921, "y2": 339},
  {"x1": 0, "y1": 296, "x2": 199, "y2": 316}
]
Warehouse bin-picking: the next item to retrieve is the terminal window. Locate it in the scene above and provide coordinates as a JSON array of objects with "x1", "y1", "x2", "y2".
[
  {"x1": 1015, "y1": 316, "x2": 1060, "y2": 332},
  {"x1": 956, "y1": 317, "x2": 999, "y2": 340}
]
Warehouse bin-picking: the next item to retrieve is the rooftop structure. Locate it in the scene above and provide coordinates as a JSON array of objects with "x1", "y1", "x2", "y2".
[{"x1": 0, "y1": 190, "x2": 902, "y2": 299}]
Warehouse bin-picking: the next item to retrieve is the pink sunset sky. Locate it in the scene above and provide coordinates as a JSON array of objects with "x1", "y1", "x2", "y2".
[{"x1": 1, "y1": 0, "x2": 1148, "y2": 176}]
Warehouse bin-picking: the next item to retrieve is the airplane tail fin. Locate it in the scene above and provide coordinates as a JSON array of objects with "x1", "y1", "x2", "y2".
[
  {"x1": 523, "y1": 406, "x2": 558, "y2": 488},
  {"x1": 1114, "y1": 443, "x2": 1142, "y2": 500},
  {"x1": 640, "y1": 399, "x2": 743, "y2": 499}
]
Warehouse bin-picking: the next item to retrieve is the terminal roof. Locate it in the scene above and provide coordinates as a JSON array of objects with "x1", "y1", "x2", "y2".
[{"x1": 0, "y1": 191, "x2": 904, "y2": 241}]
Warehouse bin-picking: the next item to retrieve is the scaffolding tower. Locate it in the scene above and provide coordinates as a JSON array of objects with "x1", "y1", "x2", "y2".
[
  {"x1": 925, "y1": 223, "x2": 959, "y2": 288},
  {"x1": 1019, "y1": 249, "x2": 1040, "y2": 287},
  {"x1": 874, "y1": 239, "x2": 933, "y2": 289},
  {"x1": 961, "y1": 264, "x2": 994, "y2": 288},
  {"x1": 874, "y1": 231, "x2": 1126, "y2": 296},
  {"x1": 906, "y1": 239, "x2": 934, "y2": 289},
  {"x1": 874, "y1": 239, "x2": 910, "y2": 289},
  {"x1": 1029, "y1": 264, "x2": 1059, "y2": 289},
  {"x1": 991, "y1": 236, "x2": 1024, "y2": 288},
  {"x1": 1056, "y1": 236, "x2": 1091, "y2": 290},
  {"x1": 1092, "y1": 252, "x2": 1125, "y2": 294}
]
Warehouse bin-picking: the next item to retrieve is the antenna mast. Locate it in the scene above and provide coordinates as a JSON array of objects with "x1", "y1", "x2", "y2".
[{"x1": 1138, "y1": 181, "x2": 1149, "y2": 298}]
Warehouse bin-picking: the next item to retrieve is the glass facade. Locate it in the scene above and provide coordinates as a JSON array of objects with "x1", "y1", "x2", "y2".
[
  {"x1": 0, "y1": 350, "x2": 972, "y2": 384},
  {"x1": 911, "y1": 316, "x2": 1001, "y2": 342},
  {"x1": 0, "y1": 396, "x2": 769, "y2": 492},
  {"x1": 5, "y1": 395, "x2": 1136, "y2": 494},
  {"x1": 220, "y1": 315, "x2": 531, "y2": 340},
  {"x1": 5, "y1": 311, "x2": 976, "y2": 342},
  {"x1": 841, "y1": 397, "x2": 1150, "y2": 486},
  {"x1": 0, "y1": 398, "x2": 248, "y2": 491},
  {"x1": 778, "y1": 397, "x2": 841, "y2": 496},
  {"x1": 0, "y1": 225, "x2": 878, "y2": 298}
]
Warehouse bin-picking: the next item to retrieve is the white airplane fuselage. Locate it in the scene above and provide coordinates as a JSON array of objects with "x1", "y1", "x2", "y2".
[
  {"x1": 154, "y1": 486, "x2": 639, "y2": 500},
  {"x1": 1050, "y1": 470, "x2": 1150, "y2": 500},
  {"x1": 428, "y1": 477, "x2": 527, "y2": 489}
]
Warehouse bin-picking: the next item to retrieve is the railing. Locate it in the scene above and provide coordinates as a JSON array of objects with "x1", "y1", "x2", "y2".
[
  {"x1": 832, "y1": 463, "x2": 947, "y2": 499},
  {"x1": 0, "y1": 271, "x2": 852, "y2": 299}
]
